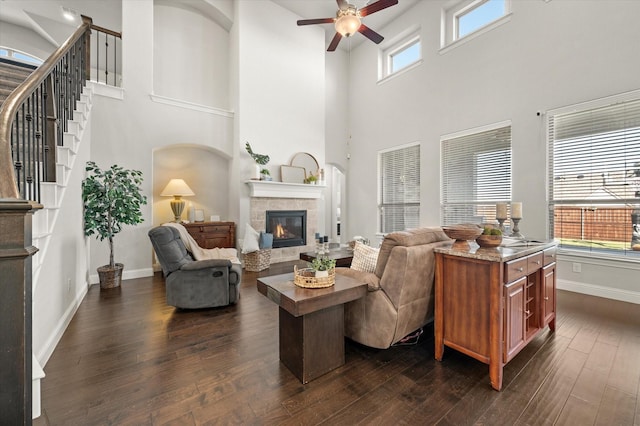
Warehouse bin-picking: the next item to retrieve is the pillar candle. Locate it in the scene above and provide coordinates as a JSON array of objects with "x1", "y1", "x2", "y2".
[
  {"x1": 511, "y1": 202, "x2": 523, "y2": 219},
  {"x1": 496, "y1": 203, "x2": 508, "y2": 219}
]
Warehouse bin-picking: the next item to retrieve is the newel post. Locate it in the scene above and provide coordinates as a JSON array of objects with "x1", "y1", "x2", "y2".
[{"x1": 0, "y1": 199, "x2": 41, "y2": 424}]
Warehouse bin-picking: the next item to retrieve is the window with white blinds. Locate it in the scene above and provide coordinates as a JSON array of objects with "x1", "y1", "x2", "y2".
[
  {"x1": 548, "y1": 95, "x2": 640, "y2": 257},
  {"x1": 378, "y1": 143, "x2": 420, "y2": 233},
  {"x1": 441, "y1": 125, "x2": 512, "y2": 225}
]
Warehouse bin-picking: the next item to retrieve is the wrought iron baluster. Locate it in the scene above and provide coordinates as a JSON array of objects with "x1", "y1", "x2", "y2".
[
  {"x1": 96, "y1": 31, "x2": 100, "y2": 84},
  {"x1": 104, "y1": 34, "x2": 109, "y2": 85}
]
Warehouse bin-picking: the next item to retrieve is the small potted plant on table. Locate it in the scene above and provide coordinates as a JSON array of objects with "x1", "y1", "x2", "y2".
[{"x1": 311, "y1": 257, "x2": 336, "y2": 278}]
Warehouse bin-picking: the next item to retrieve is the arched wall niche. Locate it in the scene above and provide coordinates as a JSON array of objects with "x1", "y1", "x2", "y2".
[{"x1": 152, "y1": 144, "x2": 231, "y2": 226}]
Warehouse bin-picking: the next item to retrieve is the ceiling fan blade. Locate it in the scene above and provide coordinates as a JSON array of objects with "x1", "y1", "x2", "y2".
[
  {"x1": 297, "y1": 17, "x2": 335, "y2": 26},
  {"x1": 359, "y1": 0, "x2": 399, "y2": 17},
  {"x1": 327, "y1": 32, "x2": 343, "y2": 51},
  {"x1": 337, "y1": 0, "x2": 349, "y2": 10},
  {"x1": 358, "y1": 24, "x2": 384, "y2": 44}
]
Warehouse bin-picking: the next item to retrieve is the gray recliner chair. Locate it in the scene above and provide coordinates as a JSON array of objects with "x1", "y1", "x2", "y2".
[{"x1": 148, "y1": 226, "x2": 241, "y2": 309}]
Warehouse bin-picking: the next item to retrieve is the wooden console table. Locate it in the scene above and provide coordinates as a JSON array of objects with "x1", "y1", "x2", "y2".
[
  {"x1": 434, "y1": 240, "x2": 557, "y2": 391},
  {"x1": 182, "y1": 221, "x2": 235, "y2": 249},
  {"x1": 257, "y1": 273, "x2": 366, "y2": 383}
]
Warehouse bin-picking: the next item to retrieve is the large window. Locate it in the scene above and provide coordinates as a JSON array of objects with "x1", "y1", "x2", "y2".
[
  {"x1": 441, "y1": 123, "x2": 512, "y2": 225},
  {"x1": 378, "y1": 143, "x2": 420, "y2": 233},
  {"x1": 548, "y1": 94, "x2": 640, "y2": 258}
]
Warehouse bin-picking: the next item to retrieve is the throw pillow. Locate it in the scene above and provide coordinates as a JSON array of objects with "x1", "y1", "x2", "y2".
[
  {"x1": 259, "y1": 232, "x2": 274, "y2": 249},
  {"x1": 241, "y1": 224, "x2": 260, "y2": 254},
  {"x1": 350, "y1": 241, "x2": 379, "y2": 273}
]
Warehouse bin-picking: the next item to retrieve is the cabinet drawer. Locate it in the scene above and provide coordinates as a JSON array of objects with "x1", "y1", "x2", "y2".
[
  {"x1": 527, "y1": 253, "x2": 543, "y2": 274},
  {"x1": 543, "y1": 247, "x2": 557, "y2": 266},
  {"x1": 200, "y1": 225, "x2": 230, "y2": 234},
  {"x1": 505, "y1": 257, "x2": 527, "y2": 283}
]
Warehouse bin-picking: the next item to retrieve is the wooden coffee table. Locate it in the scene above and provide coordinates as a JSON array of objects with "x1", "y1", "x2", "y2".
[
  {"x1": 257, "y1": 272, "x2": 366, "y2": 383},
  {"x1": 299, "y1": 248, "x2": 354, "y2": 267}
]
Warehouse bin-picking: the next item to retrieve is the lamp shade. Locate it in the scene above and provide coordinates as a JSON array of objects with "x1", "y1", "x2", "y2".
[{"x1": 160, "y1": 179, "x2": 194, "y2": 197}]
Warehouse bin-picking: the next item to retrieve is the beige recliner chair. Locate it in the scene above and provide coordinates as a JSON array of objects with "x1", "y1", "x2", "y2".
[{"x1": 336, "y1": 227, "x2": 450, "y2": 349}]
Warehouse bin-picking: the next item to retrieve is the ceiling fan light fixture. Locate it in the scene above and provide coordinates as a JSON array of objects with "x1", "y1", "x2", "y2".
[{"x1": 335, "y1": 10, "x2": 361, "y2": 37}]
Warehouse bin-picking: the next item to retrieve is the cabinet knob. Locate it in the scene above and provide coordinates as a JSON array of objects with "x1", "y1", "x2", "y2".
[
  {"x1": 517, "y1": 267, "x2": 524, "y2": 272},
  {"x1": 535, "y1": 261, "x2": 541, "y2": 265},
  {"x1": 525, "y1": 310, "x2": 530, "y2": 315},
  {"x1": 544, "y1": 297, "x2": 549, "y2": 301}
]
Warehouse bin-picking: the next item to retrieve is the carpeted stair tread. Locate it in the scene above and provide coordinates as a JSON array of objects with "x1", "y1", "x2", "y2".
[{"x1": 0, "y1": 61, "x2": 36, "y2": 109}]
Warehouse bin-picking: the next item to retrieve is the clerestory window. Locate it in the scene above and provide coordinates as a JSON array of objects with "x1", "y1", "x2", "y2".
[
  {"x1": 378, "y1": 29, "x2": 422, "y2": 82},
  {"x1": 441, "y1": 0, "x2": 512, "y2": 51}
]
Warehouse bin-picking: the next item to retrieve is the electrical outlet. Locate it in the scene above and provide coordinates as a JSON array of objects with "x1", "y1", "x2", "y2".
[
  {"x1": 67, "y1": 278, "x2": 72, "y2": 292},
  {"x1": 572, "y1": 262, "x2": 581, "y2": 273}
]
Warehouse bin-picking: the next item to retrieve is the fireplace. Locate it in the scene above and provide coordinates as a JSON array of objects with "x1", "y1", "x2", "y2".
[{"x1": 266, "y1": 210, "x2": 307, "y2": 248}]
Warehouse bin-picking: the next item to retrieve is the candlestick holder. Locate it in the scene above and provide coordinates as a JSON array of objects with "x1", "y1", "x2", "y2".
[
  {"x1": 510, "y1": 218, "x2": 524, "y2": 239},
  {"x1": 497, "y1": 218, "x2": 506, "y2": 233}
]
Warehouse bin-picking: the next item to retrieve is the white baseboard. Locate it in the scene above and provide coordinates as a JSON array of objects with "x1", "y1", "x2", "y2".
[
  {"x1": 558, "y1": 278, "x2": 640, "y2": 305},
  {"x1": 37, "y1": 283, "x2": 88, "y2": 366},
  {"x1": 88, "y1": 267, "x2": 155, "y2": 285}
]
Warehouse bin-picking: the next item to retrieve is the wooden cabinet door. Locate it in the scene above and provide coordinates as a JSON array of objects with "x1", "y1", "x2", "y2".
[
  {"x1": 504, "y1": 276, "x2": 527, "y2": 363},
  {"x1": 542, "y1": 263, "x2": 556, "y2": 328}
]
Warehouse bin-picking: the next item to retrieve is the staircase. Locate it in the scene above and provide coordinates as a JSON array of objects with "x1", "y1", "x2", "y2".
[
  {"x1": 0, "y1": 60, "x2": 36, "y2": 105},
  {"x1": 32, "y1": 86, "x2": 92, "y2": 287},
  {"x1": 0, "y1": 57, "x2": 93, "y2": 419}
]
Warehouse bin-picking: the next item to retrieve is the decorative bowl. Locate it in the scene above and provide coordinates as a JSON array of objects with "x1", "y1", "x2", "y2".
[
  {"x1": 442, "y1": 224, "x2": 483, "y2": 242},
  {"x1": 476, "y1": 234, "x2": 503, "y2": 248}
]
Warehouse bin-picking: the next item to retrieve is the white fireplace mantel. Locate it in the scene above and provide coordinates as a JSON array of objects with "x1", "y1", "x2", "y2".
[{"x1": 245, "y1": 180, "x2": 326, "y2": 199}]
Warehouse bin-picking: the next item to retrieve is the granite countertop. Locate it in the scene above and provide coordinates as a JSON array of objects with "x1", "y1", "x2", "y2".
[{"x1": 434, "y1": 238, "x2": 558, "y2": 262}]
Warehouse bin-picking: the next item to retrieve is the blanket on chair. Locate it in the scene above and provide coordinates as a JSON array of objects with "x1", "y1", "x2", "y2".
[{"x1": 162, "y1": 222, "x2": 240, "y2": 264}]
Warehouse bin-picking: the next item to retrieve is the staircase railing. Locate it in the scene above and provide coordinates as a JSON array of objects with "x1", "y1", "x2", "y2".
[
  {"x1": 89, "y1": 20, "x2": 123, "y2": 87},
  {"x1": 0, "y1": 15, "x2": 121, "y2": 203},
  {"x1": 0, "y1": 16, "x2": 90, "y2": 201}
]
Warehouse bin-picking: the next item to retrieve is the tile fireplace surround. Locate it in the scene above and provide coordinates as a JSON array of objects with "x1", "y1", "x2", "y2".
[{"x1": 249, "y1": 197, "x2": 317, "y2": 263}]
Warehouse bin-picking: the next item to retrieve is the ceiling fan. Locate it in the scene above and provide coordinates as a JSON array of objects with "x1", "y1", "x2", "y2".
[{"x1": 297, "y1": 0, "x2": 399, "y2": 52}]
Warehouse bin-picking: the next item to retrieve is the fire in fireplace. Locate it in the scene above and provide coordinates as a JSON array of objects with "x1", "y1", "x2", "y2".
[{"x1": 265, "y1": 210, "x2": 307, "y2": 248}]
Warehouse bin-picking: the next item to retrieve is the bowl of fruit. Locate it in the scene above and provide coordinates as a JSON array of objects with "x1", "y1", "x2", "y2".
[{"x1": 476, "y1": 226, "x2": 503, "y2": 248}]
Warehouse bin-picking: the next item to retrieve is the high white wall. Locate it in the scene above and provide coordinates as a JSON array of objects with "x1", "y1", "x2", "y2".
[
  {"x1": 86, "y1": 0, "x2": 234, "y2": 281},
  {"x1": 345, "y1": 0, "x2": 640, "y2": 302},
  {"x1": 233, "y1": 0, "x2": 326, "y2": 241},
  {"x1": 153, "y1": 3, "x2": 230, "y2": 107},
  {"x1": 0, "y1": 20, "x2": 56, "y2": 60}
]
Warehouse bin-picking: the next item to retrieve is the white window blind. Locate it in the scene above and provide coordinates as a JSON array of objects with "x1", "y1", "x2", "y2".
[
  {"x1": 378, "y1": 144, "x2": 420, "y2": 233},
  {"x1": 548, "y1": 97, "x2": 640, "y2": 256},
  {"x1": 441, "y1": 125, "x2": 512, "y2": 225}
]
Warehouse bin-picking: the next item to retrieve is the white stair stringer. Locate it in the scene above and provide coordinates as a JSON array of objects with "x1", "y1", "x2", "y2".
[
  {"x1": 31, "y1": 85, "x2": 93, "y2": 289},
  {"x1": 30, "y1": 85, "x2": 93, "y2": 420}
]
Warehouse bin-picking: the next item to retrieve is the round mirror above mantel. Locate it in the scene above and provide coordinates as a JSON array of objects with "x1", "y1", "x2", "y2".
[{"x1": 290, "y1": 152, "x2": 319, "y2": 179}]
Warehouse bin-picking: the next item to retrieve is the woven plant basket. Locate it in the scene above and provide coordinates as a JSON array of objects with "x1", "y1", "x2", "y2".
[
  {"x1": 244, "y1": 249, "x2": 271, "y2": 272},
  {"x1": 293, "y1": 265, "x2": 335, "y2": 288}
]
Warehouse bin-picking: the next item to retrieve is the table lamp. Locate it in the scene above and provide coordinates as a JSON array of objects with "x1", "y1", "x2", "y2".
[{"x1": 160, "y1": 179, "x2": 194, "y2": 222}]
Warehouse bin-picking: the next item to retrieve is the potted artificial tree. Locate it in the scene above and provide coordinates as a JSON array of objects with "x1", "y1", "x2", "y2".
[{"x1": 82, "y1": 161, "x2": 147, "y2": 289}]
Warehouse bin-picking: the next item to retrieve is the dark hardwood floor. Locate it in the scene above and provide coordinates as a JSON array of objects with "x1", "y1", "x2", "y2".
[{"x1": 34, "y1": 261, "x2": 640, "y2": 425}]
